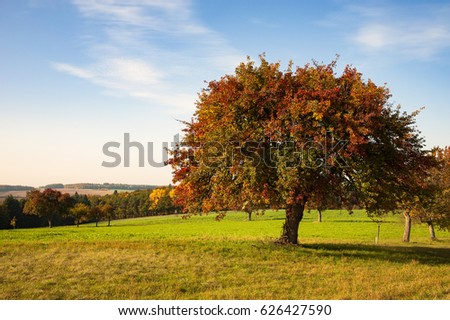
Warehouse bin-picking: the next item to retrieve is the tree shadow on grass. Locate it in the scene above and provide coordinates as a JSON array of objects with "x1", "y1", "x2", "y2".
[{"x1": 299, "y1": 243, "x2": 450, "y2": 266}]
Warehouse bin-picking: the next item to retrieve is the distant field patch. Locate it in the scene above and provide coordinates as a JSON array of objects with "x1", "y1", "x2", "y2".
[{"x1": 0, "y1": 188, "x2": 119, "y2": 201}]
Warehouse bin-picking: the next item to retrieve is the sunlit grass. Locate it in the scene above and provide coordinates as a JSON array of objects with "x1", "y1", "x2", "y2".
[{"x1": 0, "y1": 210, "x2": 449, "y2": 299}]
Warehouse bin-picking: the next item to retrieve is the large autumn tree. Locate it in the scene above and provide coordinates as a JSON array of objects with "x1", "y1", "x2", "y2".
[{"x1": 169, "y1": 56, "x2": 431, "y2": 244}]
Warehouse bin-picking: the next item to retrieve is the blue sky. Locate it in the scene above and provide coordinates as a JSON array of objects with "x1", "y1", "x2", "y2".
[{"x1": 1, "y1": 0, "x2": 449, "y2": 187}]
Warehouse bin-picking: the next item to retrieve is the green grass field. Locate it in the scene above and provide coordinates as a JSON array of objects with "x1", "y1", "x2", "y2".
[{"x1": 0, "y1": 210, "x2": 449, "y2": 299}]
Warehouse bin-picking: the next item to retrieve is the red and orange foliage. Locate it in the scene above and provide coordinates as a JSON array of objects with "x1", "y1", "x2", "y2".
[{"x1": 169, "y1": 55, "x2": 432, "y2": 244}]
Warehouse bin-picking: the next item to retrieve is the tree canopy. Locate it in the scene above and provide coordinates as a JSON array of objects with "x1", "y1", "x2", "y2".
[
  {"x1": 23, "y1": 189, "x2": 71, "y2": 228},
  {"x1": 169, "y1": 55, "x2": 432, "y2": 244}
]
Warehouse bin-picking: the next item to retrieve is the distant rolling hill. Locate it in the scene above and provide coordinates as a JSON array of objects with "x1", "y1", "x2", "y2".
[
  {"x1": 0, "y1": 183, "x2": 159, "y2": 201},
  {"x1": 0, "y1": 188, "x2": 117, "y2": 201}
]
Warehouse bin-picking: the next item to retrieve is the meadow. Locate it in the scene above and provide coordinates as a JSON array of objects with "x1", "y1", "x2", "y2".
[{"x1": 0, "y1": 210, "x2": 449, "y2": 300}]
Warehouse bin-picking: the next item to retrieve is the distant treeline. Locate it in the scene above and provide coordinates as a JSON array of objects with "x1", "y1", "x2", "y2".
[
  {"x1": 41, "y1": 183, "x2": 64, "y2": 189},
  {"x1": 41, "y1": 183, "x2": 159, "y2": 190},
  {"x1": 0, "y1": 185, "x2": 34, "y2": 192},
  {"x1": 0, "y1": 187, "x2": 178, "y2": 230},
  {"x1": 1, "y1": 183, "x2": 159, "y2": 192}
]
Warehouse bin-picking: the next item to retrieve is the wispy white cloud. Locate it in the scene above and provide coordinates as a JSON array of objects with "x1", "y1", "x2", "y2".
[
  {"x1": 72, "y1": 0, "x2": 206, "y2": 35},
  {"x1": 353, "y1": 21, "x2": 450, "y2": 59},
  {"x1": 52, "y1": 0, "x2": 243, "y2": 113},
  {"x1": 52, "y1": 62, "x2": 94, "y2": 79},
  {"x1": 329, "y1": 3, "x2": 450, "y2": 61}
]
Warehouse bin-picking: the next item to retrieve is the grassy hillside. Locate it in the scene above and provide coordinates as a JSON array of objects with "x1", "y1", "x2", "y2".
[{"x1": 0, "y1": 210, "x2": 449, "y2": 299}]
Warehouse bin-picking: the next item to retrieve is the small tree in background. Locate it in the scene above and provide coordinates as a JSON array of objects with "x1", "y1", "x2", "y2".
[
  {"x1": 23, "y1": 189, "x2": 72, "y2": 228},
  {"x1": 2, "y1": 195, "x2": 23, "y2": 228},
  {"x1": 100, "y1": 204, "x2": 115, "y2": 226},
  {"x1": 72, "y1": 192, "x2": 91, "y2": 206},
  {"x1": 10, "y1": 216, "x2": 17, "y2": 229},
  {"x1": 149, "y1": 187, "x2": 176, "y2": 215},
  {"x1": 351, "y1": 107, "x2": 435, "y2": 243},
  {"x1": 89, "y1": 205, "x2": 103, "y2": 227},
  {"x1": 69, "y1": 203, "x2": 90, "y2": 227},
  {"x1": 408, "y1": 147, "x2": 450, "y2": 240},
  {"x1": 307, "y1": 191, "x2": 342, "y2": 223}
]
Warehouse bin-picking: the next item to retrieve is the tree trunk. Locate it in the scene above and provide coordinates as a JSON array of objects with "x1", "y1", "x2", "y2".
[
  {"x1": 375, "y1": 223, "x2": 381, "y2": 244},
  {"x1": 402, "y1": 210, "x2": 411, "y2": 242},
  {"x1": 108, "y1": 218, "x2": 111, "y2": 227},
  {"x1": 280, "y1": 203, "x2": 305, "y2": 244},
  {"x1": 427, "y1": 220, "x2": 436, "y2": 240},
  {"x1": 48, "y1": 219, "x2": 52, "y2": 228},
  {"x1": 318, "y1": 209, "x2": 322, "y2": 223},
  {"x1": 248, "y1": 211, "x2": 252, "y2": 221},
  {"x1": 95, "y1": 220, "x2": 98, "y2": 227}
]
